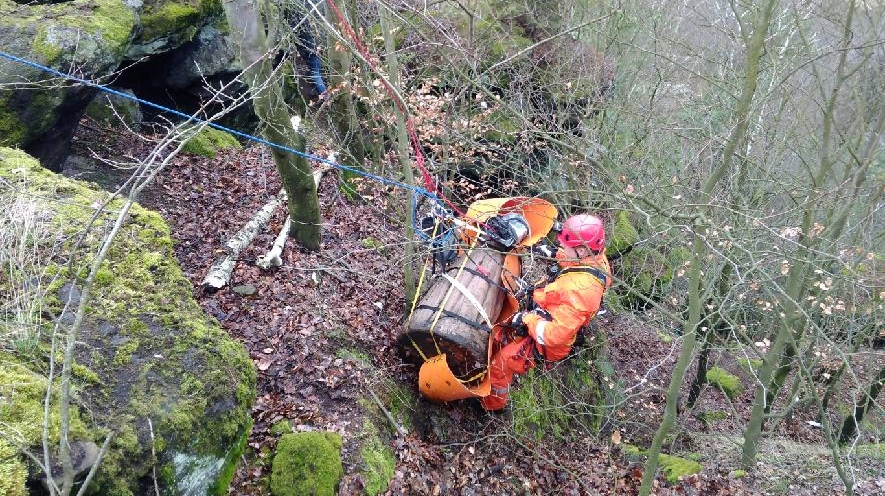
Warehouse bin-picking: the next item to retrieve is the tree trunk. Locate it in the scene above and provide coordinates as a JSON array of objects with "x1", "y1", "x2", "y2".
[
  {"x1": 685, "y1": 325, "x2": 713, "y2": 410},
  {"x1": 839, "y1": 366, "x2": 885, "y2": 444},
  {"x1": 380, "y1": 6, "x2": 418, "y2": 303},
  {"x1": 641, "y1": 1, "x2": 778, "y2": 489},
  {"x1": 638, "y1": 226, "x2": 703, "y2": 496},
  {"x1": 324, "y1": 0, "x2": 369, "y2": 168},
  {"x1": 222, "y1": 0, "x2": 322, "y2": 251},
  {"x1": 764, "y1": 341, "x2": 797, "y2": 415}
]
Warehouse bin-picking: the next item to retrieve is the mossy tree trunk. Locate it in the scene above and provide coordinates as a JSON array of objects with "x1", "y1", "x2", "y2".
[
  {"x1": 839, "y1": 366, "x2": 885, "y2": 445},
  {"x1": 221, "y1": 0, "x2": 321, "y2": 250}
]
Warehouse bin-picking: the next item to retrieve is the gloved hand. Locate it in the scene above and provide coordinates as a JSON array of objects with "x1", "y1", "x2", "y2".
[
  {"x1": 531, "y1": 238, "x2": 558, "y2": 258},
  {"x1": 509, "y1": 311, "x2": 529, "y2": 336}
]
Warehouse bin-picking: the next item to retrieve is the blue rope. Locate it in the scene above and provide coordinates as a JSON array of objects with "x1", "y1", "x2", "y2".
[
  {"x1": 0, "y1": 49, "x2": 456, "y2": 241},
  {"x1": 0, "y1": 50, "x2": 440, "y2": 200}
]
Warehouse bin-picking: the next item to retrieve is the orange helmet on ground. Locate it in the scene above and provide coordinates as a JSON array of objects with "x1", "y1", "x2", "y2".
[{"x1": 557, "y1": 214, "x2": 605, "y2": 251}]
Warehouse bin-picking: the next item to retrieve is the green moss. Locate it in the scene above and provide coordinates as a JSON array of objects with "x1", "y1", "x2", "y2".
[
  {"x1": 335, "y1": 348, "x2": 371, "y2": 366},
  {"x1": 706, "y1": 367, "x2": 743, "y2": 400},
  {"x1": 737, "y1": 358, "x2": 762, "y2": 373},
  {"x1": 668, "y1": 245, "x2": 692, "y2": 268},
  {"x1": 141, "y1": 4, "x2": 199, "y2": 42},
  {"x1": 182, "y1": 127, "x2": 242, "y2": 158},
  {"x1": 0, "y1": 439, "x2": 27, "y2": 496},
  {"x1": 731, "y1": 469, "x2": 747, "y2": 478},
  {"x1": 623, "y1": 443, "x2": 642, "y2": 456},
  {"x1": 699, "y1": 410, "x2": 728, "y2": 424},
  {"x1": 359, "y1": 422, "x2": 395, "y2": 496},
  {"x1": 211, "y1": 418, "x2": 252, "y2": 496},
  {"x1": 71, "y1": 362, "x2": 102, "y2": 384},
  {"x1": 482, "y1": 110, "x2": 523, "y2": 143},
  {"x1": 620, "y1": 445, "x2": 702, "y2": 484},
  {"x1": 0, "y1": 352, "x2": 91, "y2": 447},
  {"x1": 0, "y1": 101, "x2": 26, "y2": 147},
  {"x1": 361, "y1": 237, "x2": 381, "y2": 249},
  {"x1": 33, "y1": 28, "x2": 64, "y2": 65},
  {"x1": 511, "y1": 348, "x2": 604, "y2": 439},
  {"x1": 620, "y1": 247, "x2": 673, "y2": 307},
  {"x1": 0, "y1": 148, "x2": 257, "y2": 494},
  {"x1": 94, "y1": 263, "x2": 115, "y2": 287},
  {"x1": 113, "y1": 338, "x2": 140, "y2": 366},
  {"x1": 270, "y1": 420, "x2": 293, "y2": 436},
  {"x1": 658, "y1": 453, "x2": 702, "y2": 483},
  {"x1": 29, "y1": 0, "x2": 137, "y2": 63},
  {"x1": 139, "y1": 0, "x2": 223, "y2": 43},
  {"x1": 379, "y1": 379, "x2": 415, "y2": 432},
  {"x1": 610, "y1": 210, "x2": 639, "y2": 256},
  {"x1": 270, "y1": 432, "x2": 343, "y2": 496},
  {"x1": 855, "y1": 443, "x2": 885, "y2": 460}
]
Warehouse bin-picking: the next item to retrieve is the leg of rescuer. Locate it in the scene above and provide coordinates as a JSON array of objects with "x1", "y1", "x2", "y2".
[{"x1": 480, "y1": 337, "x2": 536, "y2": 411}]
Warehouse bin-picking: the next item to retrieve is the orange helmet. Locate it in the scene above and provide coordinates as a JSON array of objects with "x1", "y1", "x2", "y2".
[{"x1": 557, "y1": 214, "x2": 605, "y2": 251}]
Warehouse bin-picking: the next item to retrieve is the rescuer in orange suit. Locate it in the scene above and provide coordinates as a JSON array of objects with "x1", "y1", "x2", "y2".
[{"x1": 480, "y1": 214, "x2": 612, "y2": 412}]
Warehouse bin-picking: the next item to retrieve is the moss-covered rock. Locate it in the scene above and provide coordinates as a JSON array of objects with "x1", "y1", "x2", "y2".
[
  {"x1": 511, "y1": 342, "x2": 606, "y2": 439},
  {"x1": 0, "y1": 0, "x2": 137, "y2": 167},
  {"x1": 0, "y1": 438, "x2": 27, "y2": 496},
  {"x1": 658, "y1": 453, "x2": 703, "y2": 483},
  {"x1": 0, "y1": 355, "x2": 92, "y2": 496},
  {"x1": 621, "y1": 445, "x2": 703, "y2": 484},
  {"x1": 133, "y1": 0, "x2": 225, "y2": 57},
  {"x1": 609, "y1": 210, "x2": 639, "y2": 257},
  {"x1": 699, "y1": 410, "x2": 728, "y2": 424},
  {"x1": 706, "y1": 367, "x2": 744, "y2": 400},
  {"x1": 85, "y1": 89, "x2": 143, "y2": 129},
  {"x1": 0, "y1": 148, "x2": 255, "y2": 495},
  {"x1": 271, "y1": 432, "x2": 343, "y2": 496},
  {"x1": 619, "y1": 246, "x2": 674, "y2": 308},
  {"x1": 737, "y1": 357, "x2": 762, "y2": 374},
  {"x1": 182, "y1": 126, "x2": 242, "y2": 158}
]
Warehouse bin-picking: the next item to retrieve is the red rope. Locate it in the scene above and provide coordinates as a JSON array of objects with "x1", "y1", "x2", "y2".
[{"x1": 326, "y1": 0, "x2": 464, "y2": 216}]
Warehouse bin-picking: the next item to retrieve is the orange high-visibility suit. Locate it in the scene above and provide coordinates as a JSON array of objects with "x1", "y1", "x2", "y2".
[{"x1": 481, "y1": 252, "x2": 611, "y2": 411}]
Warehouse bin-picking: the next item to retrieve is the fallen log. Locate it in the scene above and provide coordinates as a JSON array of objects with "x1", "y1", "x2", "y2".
[{"x1": 201, "y1": 167, "x2": 327, "y2": 289}]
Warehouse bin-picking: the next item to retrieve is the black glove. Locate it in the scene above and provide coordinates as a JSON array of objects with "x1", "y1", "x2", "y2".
[
  {"x1": 509, "y1": 311, "x2": 528, "y2": 336},
  {"x1": 531, "y1": 238, "x2": 558, "y2": 258}
]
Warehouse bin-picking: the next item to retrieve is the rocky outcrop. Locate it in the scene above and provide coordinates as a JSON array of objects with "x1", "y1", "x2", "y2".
[
  {"x1": 0, "y1": 0, "x2": 137, "y2": 170},
  {"x1": 0, "y1": 0, "x2": 233, "y2": 171},
  {"x1": 0, "y1": 147, "x2": 255, "y2": 495}
]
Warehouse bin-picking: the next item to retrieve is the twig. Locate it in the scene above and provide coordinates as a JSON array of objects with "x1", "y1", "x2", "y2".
[
  {"x1": 148, "y1": 419, "x2": 160, "y2": 496},
  {"x1": 368, "y1": 389, "x2": 407, "y2": 437}
]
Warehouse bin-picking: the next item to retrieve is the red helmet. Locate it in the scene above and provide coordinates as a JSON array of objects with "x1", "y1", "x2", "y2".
[{"x1": 557, "y1": 214, "x2": 605, "y2": 251}]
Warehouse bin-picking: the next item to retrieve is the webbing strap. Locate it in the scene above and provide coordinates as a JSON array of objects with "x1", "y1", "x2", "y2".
[
  {"x1": 415, "y1": 305, "x2": 491, "y2": 333},
  {"x1": 557, "y1": 266, "x2": 609, "y2": 288},
  {"x1": 455, "y1": 266, "x2": 501, "y2": 289},
  {"x1": 441, "y1": 273, "x2": 493, "y2": 328}
]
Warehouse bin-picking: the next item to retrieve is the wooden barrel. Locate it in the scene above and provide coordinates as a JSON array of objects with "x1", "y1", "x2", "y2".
[{"x1": 398, "y1": 248, "x2": 507, "y2": 379}]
